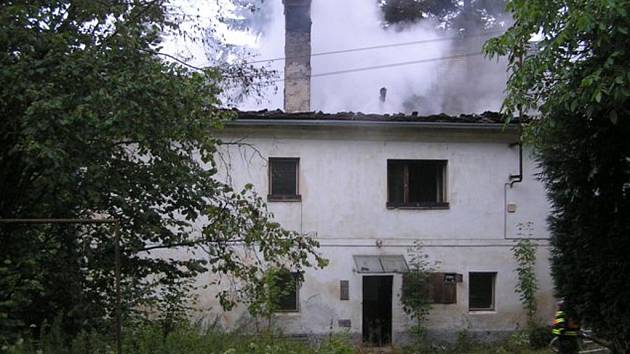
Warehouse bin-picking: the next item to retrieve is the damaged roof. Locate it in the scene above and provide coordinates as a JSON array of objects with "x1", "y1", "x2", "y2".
[{"x1": 227, "y1": 109, "x2": 525, "y2": 128}]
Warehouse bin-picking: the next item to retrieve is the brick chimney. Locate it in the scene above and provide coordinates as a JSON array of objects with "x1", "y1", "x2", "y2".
[{"x1": 283, "y1": 0, "x2": 311, "y2": 112}]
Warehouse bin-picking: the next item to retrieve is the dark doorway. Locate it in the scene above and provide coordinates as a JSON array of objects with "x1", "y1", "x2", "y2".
[{"x1": 362, "y1": 275, "x2": 393, "y2": 346}]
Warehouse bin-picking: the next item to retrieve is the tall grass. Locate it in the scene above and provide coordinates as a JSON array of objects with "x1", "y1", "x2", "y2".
[
  {"x1": 4, "y1": 318, "x2": 550, "y2": 354},
  {"x1": 4, "y1": 319, "x2": 357, "y2": 354}
]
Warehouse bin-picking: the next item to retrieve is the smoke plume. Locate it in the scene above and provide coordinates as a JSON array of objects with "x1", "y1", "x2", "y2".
[{"x1": 225, "y1": 0, "x2": 511, "y2": 115}]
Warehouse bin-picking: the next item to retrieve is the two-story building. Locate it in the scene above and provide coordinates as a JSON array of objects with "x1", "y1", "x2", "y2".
[
  {"x1": 197, "y1": 109, "x2": 555, "y2": 346},
  {"x1": 193, "y1": 1, "x2": 555, "y2": 346}
]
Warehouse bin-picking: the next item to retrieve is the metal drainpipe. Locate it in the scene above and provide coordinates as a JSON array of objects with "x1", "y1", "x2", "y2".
[
  {"x1": 509, "y1": 142, "x2": 523, "y2": 187},
  {"x1": 504, "y1": 141, "x2": 524, "y2": 239}
]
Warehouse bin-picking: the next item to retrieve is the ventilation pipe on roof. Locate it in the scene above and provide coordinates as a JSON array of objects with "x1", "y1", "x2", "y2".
[
  {"x1": 283, "y1": 0, "x2": 312, "y2": 113},
  {"x1": 379, "y1": 87, "x2": 387, "y2": 103}
]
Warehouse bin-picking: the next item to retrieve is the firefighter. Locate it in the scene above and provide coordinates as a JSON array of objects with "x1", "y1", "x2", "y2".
[{"x1": 552, "y1": 299, "x2": 580, "y2": 354}]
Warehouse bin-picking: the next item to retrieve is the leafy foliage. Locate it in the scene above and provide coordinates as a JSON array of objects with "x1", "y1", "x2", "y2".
[
  {"x1": 485, "y1": 0, "x2": 630, "y2": 351},
  {"x1": 526, "y1": 324, "x2": 552, "y2": 350},
  {"x1": 198, "y1": 0, "x2": 279, "y2": 106},
  {"x1": 242, "y1": 267, "x2": 300, "y2": 333},
  {"x1": 3, "y1": 318, "x2": 549, "y2": 354},
  {"x1": 400, "y1": 242, "x2": 434, "y2": 347},
  {"x1": 0, "y1": 0, "x2": 324, "y2": 346},
  {"x1": 511, "y1": 235, "x2": 538, "y2": 325},
  {"x1": 379, "y1": 0, "x2": 509, "y2": 33}
]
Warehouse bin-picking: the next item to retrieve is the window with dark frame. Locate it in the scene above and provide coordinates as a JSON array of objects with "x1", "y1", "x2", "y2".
[
  {"x1": 387, "y1": 160, "x2": 448, "y2": 208},
  {"x1": 469, "y1": 272, "x2": 496, "y2": 311},
  {"x1": 275, "y1": 271, "x2": 300, "y2": 312},
  {"x1": 268, "y1": 157, "x2": 301, "y2": 201}
]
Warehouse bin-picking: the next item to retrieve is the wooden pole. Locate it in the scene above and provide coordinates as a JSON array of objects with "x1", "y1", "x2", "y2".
[{"x1": 114, "y1": 223, "x2": 122, "y2": 354}]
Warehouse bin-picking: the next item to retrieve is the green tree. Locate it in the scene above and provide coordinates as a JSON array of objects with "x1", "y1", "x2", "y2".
[
  {"x1": 485, "y1": 1, "x2": 630, "y2": 351},
  {"x1": 379, "y1": 0, "x2": 508, "y2": 33},
  {"x1": 0, "y1": 0, "x2": 325, "y2": 345}
]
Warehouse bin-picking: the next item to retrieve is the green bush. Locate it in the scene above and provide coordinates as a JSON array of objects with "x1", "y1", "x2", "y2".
[
  {"x1": 318, "y1": 334, "x2": 355, "y2": 354},
  {"x1": 5, "y1": 320, "x2": 365, "y2": 354},
  {"x1": 527, "y1": 325, "x2": 552, "y2": 350}
]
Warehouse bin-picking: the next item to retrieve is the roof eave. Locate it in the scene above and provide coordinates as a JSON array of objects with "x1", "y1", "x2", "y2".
[{"x1": 226, "y1": 119, "x2": 519, "y2": 131}]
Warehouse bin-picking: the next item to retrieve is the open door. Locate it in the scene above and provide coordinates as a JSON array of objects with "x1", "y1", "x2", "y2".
[{"x1": 362, "y1": 275, "x2": 393, "y2": 346}]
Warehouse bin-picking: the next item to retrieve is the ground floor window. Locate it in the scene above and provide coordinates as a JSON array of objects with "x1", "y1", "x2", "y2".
[
  {"x1": 274, "y1": 271, "x2": 300, "y2": 312},
  {"x1": 469, "y1": 272, "x2": 496, "y2": 311}
]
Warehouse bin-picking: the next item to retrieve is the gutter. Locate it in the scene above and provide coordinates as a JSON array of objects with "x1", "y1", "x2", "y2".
[{"x1": 226, "y1": 119, "x2": 520, "y2": 131}]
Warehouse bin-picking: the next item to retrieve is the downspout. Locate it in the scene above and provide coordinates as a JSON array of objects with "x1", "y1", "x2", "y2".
[
  {"x1": 509, "y1": 141, "x2": 523, "y2": 187},
  {"x1": 503, "y1": 142, "x2": 522, "y2": 240}
]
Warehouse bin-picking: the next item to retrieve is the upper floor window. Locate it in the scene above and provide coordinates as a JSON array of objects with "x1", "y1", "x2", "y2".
[
  {"x1": 387, "y1": 159, "x2": 448, "y2": 208},
  {"x1": 268, "y1": 157, "x2": 301, "y2": 202}
]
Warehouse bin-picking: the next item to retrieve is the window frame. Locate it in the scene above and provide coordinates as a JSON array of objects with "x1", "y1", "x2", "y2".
[
  {"x1": 274, "y1": 271, "x2": 301, "y2": 313},
  {"x1": 267, "y1": 157, "x2": 301, "y2": 202},
  {"x1": 468, "y1": 272, "x2": 496, "y2": 312},
  {"x1": 386, "y1": 159, "x2": 449, "y2": 209}
]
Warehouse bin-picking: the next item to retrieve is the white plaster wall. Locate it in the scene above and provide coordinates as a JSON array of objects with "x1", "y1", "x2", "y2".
[
  {"x1": 201, "y1": 124, "x2": 555, "y2": 343},
  {"x1": 215, "y1": 126, "x2": 550, "y2": 240}
]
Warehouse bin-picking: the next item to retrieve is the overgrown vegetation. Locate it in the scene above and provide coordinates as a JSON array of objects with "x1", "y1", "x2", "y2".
[
  {"x1": 400, "y1": 242, "x2": 435, "y2": 350},
  {"x1": 0, "y1": 0, "x2": 324, "y2": 347},
  {"x1": 511, "y1": 229, "x2": 539, "y2": 325},
  {"x1": 1, "y1": 319, "x2": 552, "y2": 354},
  {"x1": 485, "y1": 0, "x2": 630, "y2": 351},
  {"x1": 511, "y1": 234, "x2": 550, "y2": 350},
  {"x1": 244, "y1": 267, "x2": 301, "y2": 333}
]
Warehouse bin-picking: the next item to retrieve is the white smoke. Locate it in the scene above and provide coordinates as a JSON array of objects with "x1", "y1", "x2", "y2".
[
  {"x1": 238, "y1": 0, "x2": 509, "y2": 115},
  {"x1": 310, "y1": 0, "x2": 451, "y2": 114},
  {"x1": 167, "y1": 0, "x2": 510, "y2": 115}
]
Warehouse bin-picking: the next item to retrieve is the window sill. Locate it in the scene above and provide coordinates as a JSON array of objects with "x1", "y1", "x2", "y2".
[
  {"x1": 267, "y1": 194, "x2": 302, "y2": 202},
  {"x1": 468, "y1": 309, "x2": 496, "y2": 314},
  {"x1": 274, "y1": 310, "x2": 300, "y2": 314},
  {"x1": 386, "y1": 202, "x2": 449, "y2": 210}
]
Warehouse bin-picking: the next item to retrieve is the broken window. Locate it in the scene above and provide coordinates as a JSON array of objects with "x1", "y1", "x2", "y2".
[
  {"x1": 268, "y1": 158, "x2": 301, "y2": 201},
  {"x1": 274, "y1": 271, "x2": 300, "y2": 312},
  {"x1": 469, "y1": 272, "x2": 496, "y2": 311},
  {"x1": 387, "y1": 160, "x2": 448, "y2": 208}
]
